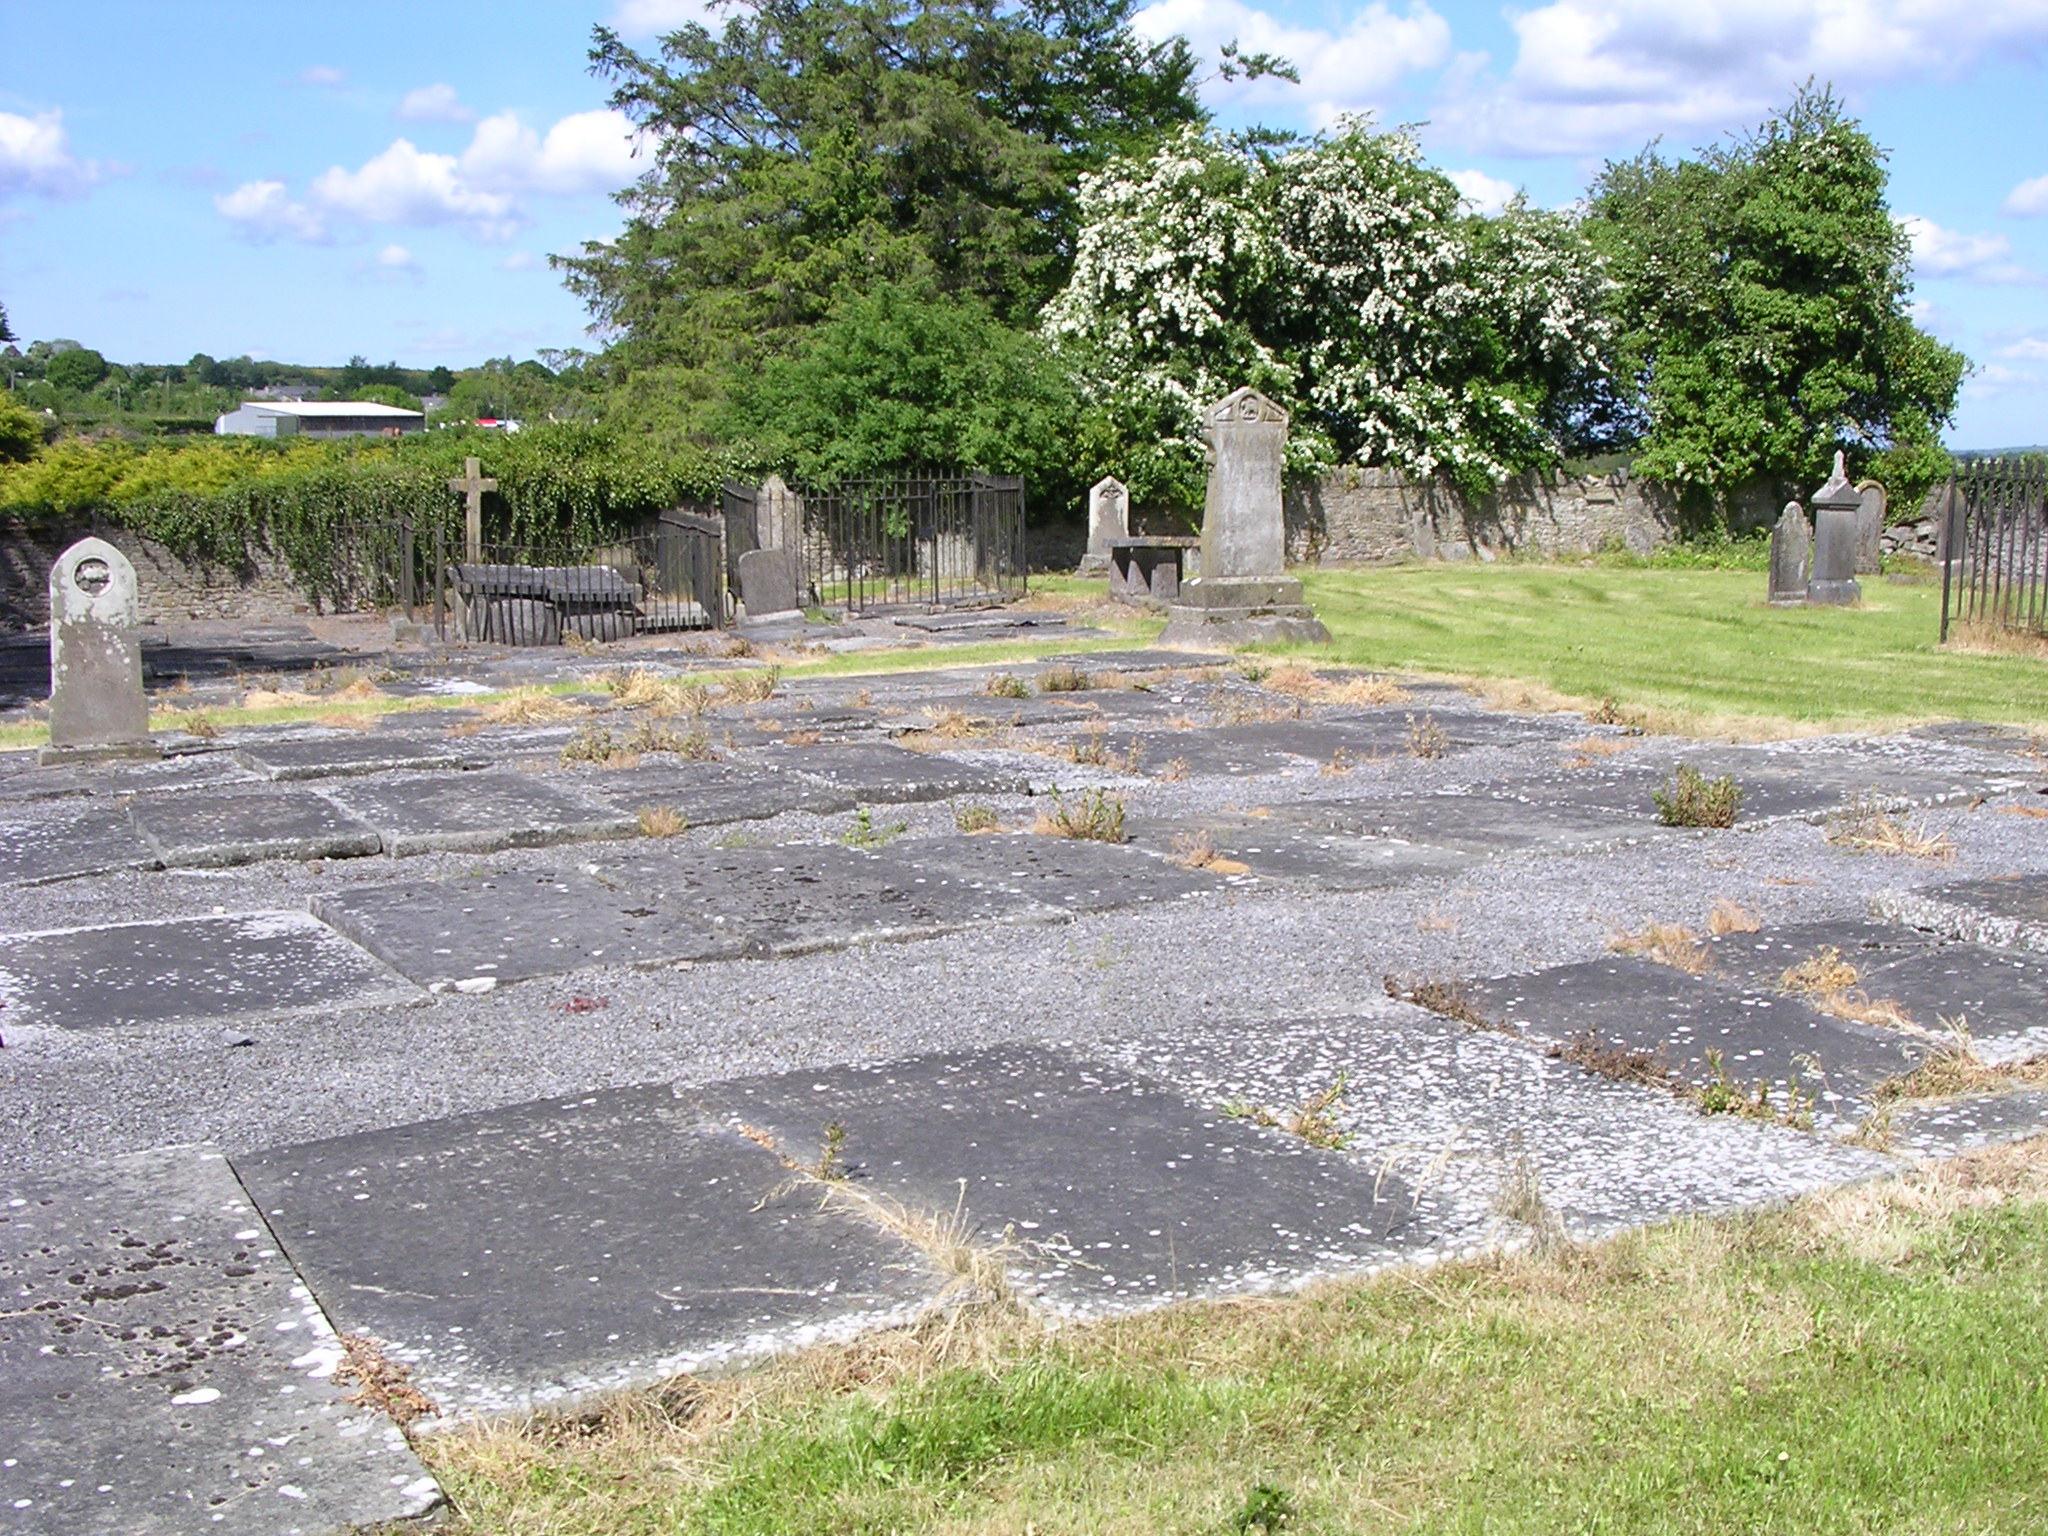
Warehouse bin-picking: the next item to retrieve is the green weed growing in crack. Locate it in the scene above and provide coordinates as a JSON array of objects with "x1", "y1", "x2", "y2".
[{"x1": 841, "y1": 806, "x2": 907, "y2": 850}]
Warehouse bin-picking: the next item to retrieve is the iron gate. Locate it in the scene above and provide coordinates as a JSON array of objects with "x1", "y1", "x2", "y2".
[{"x1": 1940, "y1": 458, "x2": 2048, "y2": 640}]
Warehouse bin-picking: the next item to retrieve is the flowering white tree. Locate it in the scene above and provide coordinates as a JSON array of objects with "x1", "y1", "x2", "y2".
[{"x1": 1042, "y1": 120, "x2": 1613, "y2": 507}]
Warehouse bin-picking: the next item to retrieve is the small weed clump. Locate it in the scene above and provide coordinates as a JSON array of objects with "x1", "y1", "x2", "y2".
[
  {"x1": 638, "y1": 805, "x2": 688, "y2": 838},
  {"x1": 607, "y1": 668, "x2": 711, "y2": 716},
  {"x1": 721, "y1": 665, "x2": 781, "y2": 704},
  {"x1": 983, "y1": 673, "x2": 1032, "y2": 699},
  {"x1": 334, "y1": 1333, "x2": 436, "y2": 1429},
  {"x1": 1066, "y1": 728, "x2": 1142, "y2": 772},
  {"x1": 1611, "y1": 921, "x2": 1711, "y2": 974},
  {"x1": 1383, "y1": 974, "x2": 1505, "y2": 1033},
  {"x1": 841, "y1": 807, "x2": 908, "y2": 850},
  {"x1": 1707, "y1": 897, "x2": 1762, "y2": 935},
  {"x1": 1168, "y1": 828, "x2": 1248, "y2": 875},
  {"x1": 1038, "y1": 787, "x2": 1126, "y2": 843},
  {"x1": 169, "y1": 710, "x2": 220, "y2": 739},
  {"x1": 1406, "y1": 712, "x2": 1449, "y2": 759},
  {"x1": 954, "y1": 804, "x2": 1000, "y2": 833},
  {"x1": 1548, "y1": 1030, "x2": 1674, "y2": 1091},
  {"x1": 1826, "y1": 793, "x2": 1957, "y2": 861},
  {"x1": 923, "y1": 706, "x2": 994, "y2": 739},
  {"x1": 628, "y1": 720, "x2": 715, "y2": 759},
  {"x1": 1037, "y1": 664, "x2": 1093, "y2": 693},
  {"x1": 1564, "y1": 735, "x2": 1635, "y2": 769},
  {"x1": 483, "y1": 688, "x2": 584, "y2": 725},
  {"x1": 1874, "y1": 1027, "x2": 2048, "y2": 1103},
  {"x1": 1694, "y1": 1048, "x2": 1814, "y2": 1128},
  {"x1": 1323, "y1": 747, "x2": 1356, "y2": 776},
  {"x1": 1223, "y1": 1077, "x2": 1351, "y2": 1150},
  {"x1": 1654, "y1": 764, "x2": 1742, "y2": 828},
  {"x1": 560, "y1": 726, "x2": 629, "y2": 766}
]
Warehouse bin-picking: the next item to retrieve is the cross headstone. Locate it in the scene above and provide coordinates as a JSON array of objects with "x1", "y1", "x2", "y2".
[
  {"x1": 1079, "y1": 476, "x2": 1128, "y2": 575},
  {"x1": 1807, "y1": 451, "x2": 1863, "y2": 607},
  {"x1": 1767, "y1": 501, "x2": 1810, "y2": 606},
  {"x1": 1854, "y1": 480, "x2": 1886, "y2": 573},
  {"x1": 44, "y1": 536, "x2": 156, "y2": 763},
  {"x1": 448, "y1": 456, "x2": 497, "y2": 564},
  {"x1": 1160, "y1": 387, "x2": 1329, "y2": 644}
]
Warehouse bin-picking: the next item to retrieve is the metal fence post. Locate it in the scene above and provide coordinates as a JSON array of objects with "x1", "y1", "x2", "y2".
[
  {"x1": 1938, "y1": 471, "x2": 1956, "y2": 643},
  {"x1": 433, "y1": 521, "x2": 446, "y2": 642}
]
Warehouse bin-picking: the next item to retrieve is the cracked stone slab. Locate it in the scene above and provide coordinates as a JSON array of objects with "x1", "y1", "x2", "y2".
[
  {"x1": 1269, "y1": 795, "x2": 1666, "y2": 857},
  {"x1": 233, "y1": 1087, "x2": 938, "y2": 1417},
  {"x1": 758, "y1": 741, "x2": 1034, "y2": 802},
  {"x1": 1888, "y1": 1089, "x2": 2048, "y2": 1158},
  {"x1": 555, "y1": 758, "x2": 857, "y2": 826},
  {"x1": 0, "y1": 801, "x2": 160, "y2": 886},
  {"x1": 319, "y1": 771, "x2": 636, "y2": 855},
  {"x1": 127, "y1": 786, "x2": 382, "y2": 868},
  {"x1": 1126, "y1": 813, "x2": 1472, "y2": 892},
  {"x1": 1095, "y1": 1010, "x2": 1895, "y2": 1244},
  {"x1": 0, "y1": 911, "x2": 421, "y2": 1035},
  {"x1": 0, "y1": 752, "x2": 259, "y2": 804},
  {"x1": 1874, "y1": 876, "x2": 2048, "y2": 954},
  {"x1": 235, "y1": 735, "x2": 481, "y2": 781},
  {"x1": 875, "y1": 694, "x2": 1081, "y2": 732},
  {"x1": 694, "y1": 1044, "x2": 1425, "y2": 1315},
  {"x1": 903, "y1": 831, "x2": 1230, "y2": 911},
  {"x1": 0, "y1": 1146, "x2": 438, "y2": 1536},
  {"x1": 1465, "y1": 956, "x2": 1929, "y2": 1105}
]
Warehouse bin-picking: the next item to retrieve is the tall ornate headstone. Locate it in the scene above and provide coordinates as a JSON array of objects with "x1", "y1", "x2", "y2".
[
  {"x1": 1767, "y1": 502, "x2": 1810, "y2": 606},
  {"x1": 1854, "y1": 480, "x2": 1887, "y2": 573},
  {"x1": 44, "y1": 537, "x2": 155, "y2": 764},
  {"x1": 1807, "y1": 451, "x2": 1863, "y2": 607},
  {"x1": 1078, "y1": 476, "x2": 1127, "y2": 576},
  {"x1": 1160, "y1": 388, "x2": 1329, "y2": 645}
]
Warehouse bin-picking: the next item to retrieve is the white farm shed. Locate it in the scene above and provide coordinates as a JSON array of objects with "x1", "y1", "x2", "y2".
[{"x1": 214, "y1": 400, "x2": 426, "y2": 439}]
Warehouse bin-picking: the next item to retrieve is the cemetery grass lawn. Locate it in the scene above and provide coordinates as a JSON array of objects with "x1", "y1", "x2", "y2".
[
  {"x1": 425, "y1": 1136, "x2": 2048, "y2": 1535},
  {"x1": 1286, "y1": 566, "x2": 2048, "y2": 733}
]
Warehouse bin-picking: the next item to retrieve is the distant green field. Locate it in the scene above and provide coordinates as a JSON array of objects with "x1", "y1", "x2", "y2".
[{"x1": 1259, "y1": 566, "x2": 2048, "y2": 732}]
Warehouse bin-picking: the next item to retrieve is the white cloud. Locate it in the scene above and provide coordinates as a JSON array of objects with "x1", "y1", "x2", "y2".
[
  {"x1": 610, "y1": 0, "x2": 723, "y2": 34},
  {"x1": 1901, "y1": 214, "x2": 2041, "y2": 285},
  {"x1": 395, "y1": 83, "x2": 475, "y2": 124},
  {"x1": 1997, "y1": 335, "x2": 2048, "y2": 360},
  {"x1": 300, "y1": 65, "x2": 347, "y2": 87},
  {"x1": 1132, "y1": 0, "x2": 1451, "y2": 123},
  {"x1": 377, "y1": 243, "x2": 420, "y2": 271},
  {"x1": 459, "y1": 109, "x2": 641, "y2": 196},
  {"x1": 215, "y1": 110, "x2": 637, "y2": 245},
  {"x1": 500, "y1": 251, "x2": 543, "y2": 271},
  {"x1": 1449, "y1": 167, "x2": 1519, "y2": 216},
  {"x1": 0, "y1": 109, "x2": 103, "y2": 201},
  {"x1": 2005, "y1": 174, "x2": 2048, "y2": 218},
  {"x1": 1442, "y1": 0, "x2": 2048, "y2": 158}
]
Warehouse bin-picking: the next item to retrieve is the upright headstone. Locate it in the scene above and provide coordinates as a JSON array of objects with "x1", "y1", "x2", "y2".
[
  {"x1": 1807, "y1": 451, "x2": 1863, "y2": 607},
  {"x1": 756, "y1": 474, "x2": 801, "y2": 553},
  {"x1": 1079, "y1": 476, "x2": 1128, "y2": 576},
  {"x1": 1767, "y1": 502, "x2": 1810, "y2": 606},
  {"x1": 1854, "y1": 480, "x2": 1887, "y2": 573},
  {"x1": 1160, "y1": 388, "x2": 1329, "y2": 645},
  {"x1": 736, "y1": 547, "x2": 801, "y2": 620},
  {"x1": 44, "y1": 537, "x2": 155, "y2": 763}
]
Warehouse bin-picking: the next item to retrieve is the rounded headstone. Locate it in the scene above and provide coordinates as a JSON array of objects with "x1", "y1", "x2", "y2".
[{"x1": 47, "y1": 536, "x2": 152, "y2": 755}]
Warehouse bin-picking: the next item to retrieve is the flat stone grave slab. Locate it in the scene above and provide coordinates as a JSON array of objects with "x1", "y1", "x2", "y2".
[
  {"x1": 1057, "y1": 729, "x2": 1300, "y2": 780},
  {"x1": 695, "y1": 1045, "x2": 1424, "y2": 1314},
  {"x1": 1854, "y1": 942, "x2": 2048, "y2": 1046},
  {"x1": 234, "y1": 1087, "x2": 937, "y2": 1416},
  {"x1": 0, "y1": 801, "x2": 160, "y2": 886},
  {"x1": 127, "y1": 785, "x2": 382, "y2": 867},
  {"x1": 1702, "y1": 919, "x2": 1944, "y2": 992},
  {"x1": 0, "y1": 751, "x2": 256, "y2": 804},
  {"x1": 1909, "y1": 721, "x2": 2048, "y2": 760},
  {"x1": 905, "y1": 830, "x2": 1229, "y2": 911},
  {"x1": 1875, "y1": 875, "x2": 2048, "y2": 953},
  {"x1": 0, "y1": 911, "x2": 420, "y2": 1035},
  {"x1": 0, "y1": 1146, "x2": 438, "y2": 1536},
  {"x1": 878, "y1": 693, "x2": 1082, "y2": 732},
  {"x1": 1890, "y1": 1088, "x2": 2048, "y2": 1158},
  {"x1": 1465, "y1": 956, "x2": 1928, "y2": 1106},
  {"x1": 1126, "y1": 814, "x2": 1472, "y2": 892},
  {"x1": 756, "y1": 741, "x2": 1033, "y2": 802},
  {"x1": 551, "y1": 758, "x2": 858, "y2": 826},
  {"x1": 1042, "y1": 648, "x2": 1231, "y2": 673},
  {"x1": 1271, "y1": 794, "x2": 1663, "y2": 857},
  {"x1": 320, "y1": 770, "x2": 635, "y2": 855},
  {"x1": 1034, "y1": 687, "x2": 1223, "y2": 724},
  {"x1": 236, "y1": 735, "x2": 480, "y2": 781},
  {"x1": 311, "y1": 870, "x2": 737, "y2": 986},
  {"x1": 1099, "y1": 1012, "x2": 1892, "y2": 1242}
]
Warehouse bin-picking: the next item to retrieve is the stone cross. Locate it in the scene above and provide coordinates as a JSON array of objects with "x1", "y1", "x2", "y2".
[
  {"x1": 45, "y1": 536, "x2": 154, "y2": 763},
  {"x1": 1807, "y1": 450, "x2": 1863, "y2": 607},
  {"x1": 1767, "y1": 502, "x2": 1810, "y2": 606},
  {"x1": 1079, "y1": 476, "x2": 1128, "y2": 575},
  {"x1": 447, "y1": 456, "x2": 496, "y2": 563}
]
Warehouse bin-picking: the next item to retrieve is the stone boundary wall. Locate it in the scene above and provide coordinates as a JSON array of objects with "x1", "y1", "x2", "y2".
[
  {"x1": 0, "y1": 521, "x2": 307, "y2": 631},
  {"x1": 1282, "y1": 467, "x2": 1681, "y2": 566}
]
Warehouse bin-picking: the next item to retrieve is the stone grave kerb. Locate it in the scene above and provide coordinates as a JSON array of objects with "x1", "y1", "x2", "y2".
[
  {"x1": 1807, "y1": 450, "x2": 1863, "y2": 607},
  {"x1": 44, "y1": 535, "x2": 157, "y2": 764},
  {"x1": 1079, "y1": 475, "x2": 1128, "y2": 575}
]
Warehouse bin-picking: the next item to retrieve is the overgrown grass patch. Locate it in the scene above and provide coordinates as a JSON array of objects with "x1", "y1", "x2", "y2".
[{"x1": 423, "y1": 1136, "x2": 2048, "y2": 1535}]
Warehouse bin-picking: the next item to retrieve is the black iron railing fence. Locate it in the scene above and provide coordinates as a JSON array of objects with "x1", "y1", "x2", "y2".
[{"x1": 1941, "y1": 458, "x2": 2048, "y2": 641}]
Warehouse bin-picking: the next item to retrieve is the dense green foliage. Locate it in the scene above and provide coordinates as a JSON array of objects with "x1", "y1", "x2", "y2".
[
  {"x1": 561, "y1": 0, "x2": 1203, "y2": 443},
  {"x1": 0, "y1": 394, "x2": 45, "y2": 465},
  {"x1": 1585, "y1": 86, "x2": 1966, "y2": 512}
]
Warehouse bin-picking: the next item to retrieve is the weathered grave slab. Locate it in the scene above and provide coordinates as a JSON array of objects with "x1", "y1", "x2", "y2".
[
  {"x1": 554, "y1": 758, "x2": 857, "y2": 826},
  {"x1": 696, "y1": 1045, "x2": 1423, "y2": 1314},
  {"x1": 1085, "y1": 730, "x2": 1301, "y2": 779},
  {"x1": 1126, "y1": 814, "x2": 1471, "y2": 892},
  {"x1": 127, "y1": 786, "x2": 382, "y2": 867},
  {"x1": 0, "y1": 1146, "x2": 438, "y2": 1536},
  {"x1": 311, "y1": 870, "x2": 735, "y2": 986},
  {"x1": 1909, "y1": 721, "x2": 2048, "y2": 760},
  {"x1": 1099, "y1": 1011, "x2": 1893, "y2": 1242},
  {"x1": 0, "y1": 802, "x2": 159, "y2": 886},
  {"x1": 760, "y1": 741, "x2": 1033, "y2": 801},
  {"x1": 905, "y1": 831, "x2": 1229, "y2": 911},
  {"x1": 1888, "y1": 1089, "x2": 2048, "y2": 1158},
  {"x1": 1855, "y1": 942, "x2": 2048, "y2": 1046},
  {"x1": 1271, "y1": 795, "x2": 1662, "y2": 857},
  {"x1": 1043, "y1": 648, "x2": 1230, "y2": 673},
  {"x1": 881, "y1": 694, "x2": 1080, "y2": 732},
  {"x1": 0, "y1": 751, "x2": 255, "y2": 804},
  {"x1": 1702, "y1": 920, "x2": 1943, "y2": 993},
  {"x1": 1466, "y1": 957, "x2": 1927, "y2": 1104},
  {"x1": 236, "y1": 736, "x2": 479, "y2": 781},
  {"x1": 1875, "y1": 876, "x2": 2048, "y2": 954},
  {"x1": 320, "y1": 771, "x2": 635, "y2": 855},
  {"x1": 0, "y1": 911, "x2": 420, "y2": 1035},
  {"x1": 234, "y1": 1087, "x2": 937, "y2": 1416}
]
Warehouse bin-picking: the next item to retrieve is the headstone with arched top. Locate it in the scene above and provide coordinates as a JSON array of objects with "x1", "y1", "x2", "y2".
[{"x1": 44, "y1": 536, "x2": 156, "y2": 763}]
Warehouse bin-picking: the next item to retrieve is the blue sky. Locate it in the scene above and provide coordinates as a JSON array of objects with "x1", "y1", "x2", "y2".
[{"x1": 6, "y1": 0, "x2": 2048, "y2": 446}]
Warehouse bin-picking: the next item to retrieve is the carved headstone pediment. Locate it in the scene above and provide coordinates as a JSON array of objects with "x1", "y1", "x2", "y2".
[{"x1": 1203, "y1": 387, "x2": 1289, "y2": 429}]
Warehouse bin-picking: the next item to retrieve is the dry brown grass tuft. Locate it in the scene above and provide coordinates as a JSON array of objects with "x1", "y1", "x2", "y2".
[
  {"x1": 1706, "y1": 897, "x2": 1761, "y2": 935},
  {"x1": 1942, "y1": 619, "x2": 2048, "y2": 660},
  {"x1": 241, "y1": 687, "x2": 320, "y2": 710},
  {"x1": 1826, "y1": 793, "x2": 1957, "y2": 861},
  {"x1": 1874, "y1": 1028, "x2": 2048, "y2": 1104},
  {"x1": 1322, "y1": 747, "x2": 1357, "y2": 776},
  {"x1": 313, "y1": 710, "x2": 378, "y2": 732},
  {"x1": 719, "y1": 666, "x2": 781, "y2": 705},
  {"x1": 1258, "y1": 664, "x2": 1407, "y2": 707},
  {"x1": 334, "y1": 1332, "x2": 437, "y2": 1428},
  {"x1": 1222, "y1": 1076, "x2": 1352, "y2": 1150},
  {"x1": 1406, "y1": 712, "x2": 1450, "y2": 759},
  {"x1": 923, "y1": 705, "x2": 995, "y2": 739},
  {"x1": 1167, "y1": 828, "x2": 1248, "y2": 876},
  {"x1": 1547, "y1": 1029, "x2": 1676, "y2": 1091},
  {"x1": 1037, "y1": 664, "x2": 1092, "y2": 693},
  {"x1": 1776, "y1": 946, "x2": 1921, "y2": 1033},
  {"x1": 1611, "y1": 921, "x2": 1711, "y2": 974},
  {"x1": 1034, "y1": 786, "x2": 1126, "y2": 842},
  {"x1": 1781, "y1": 945, "x2": 1861, "y2": 997},
  {"x1": 1383, "y1": 974, "x2": 1506, "y2": 1032},
  {"x1": 1563, "y1": 735, "x2": 1637, "y2": 769},
  {"x1": 637, "y1": 804, "x2": 688, "y2": 838},
  {"x1": 1997, "y1": 804, "x2": 2048, "y2": 820},
  {"x1": 482, "y1": 688, "x2": 586, "y2": 725},
  {"x1": 1158, "y1": 756, "x2": 1190, "y2": 783},
  {"x1": 607, "y1": 668, "x2": 711, "y2": 717},
  {"x1": 165, "y1": 710, "x2": 220, "y2": 739}
]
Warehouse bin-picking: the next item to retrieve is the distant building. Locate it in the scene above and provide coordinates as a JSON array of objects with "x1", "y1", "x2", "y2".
[{"x1": 214, "y1": 400, "x2": 425, "y2": 439}]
